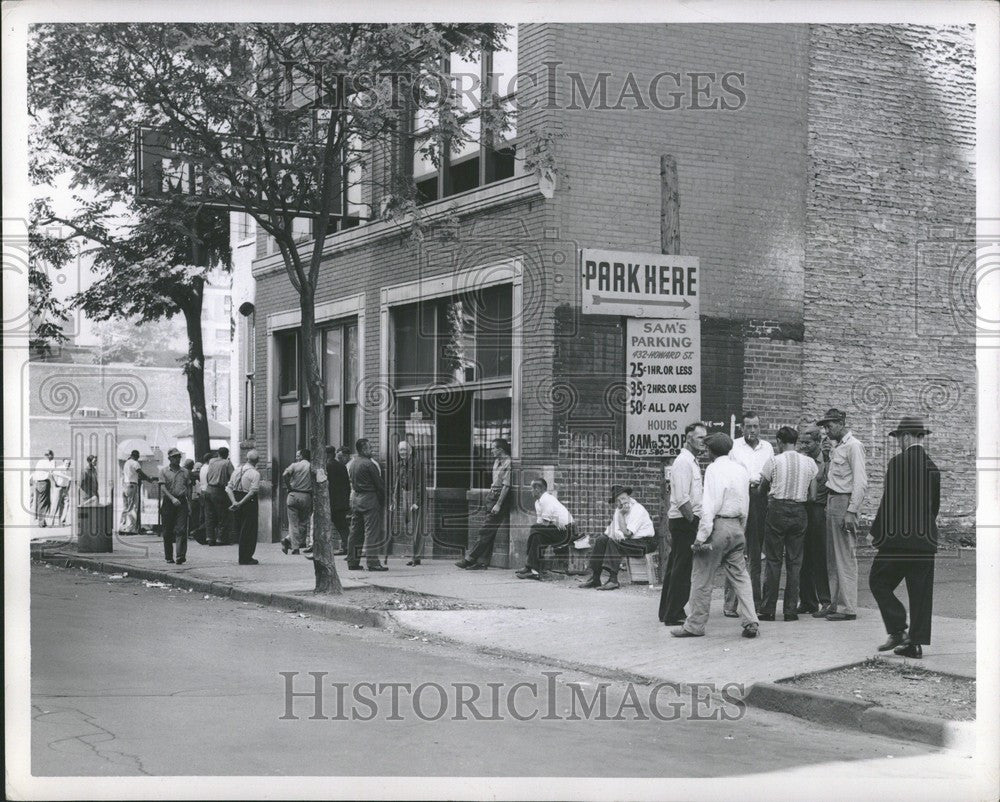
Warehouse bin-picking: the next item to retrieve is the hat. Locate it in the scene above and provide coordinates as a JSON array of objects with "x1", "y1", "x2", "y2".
[
  {"x1": 888, "y1": 416, "x2": 931, "y2": 437},
  {"x1": 608, "y1": 484, "x2": 633, "y2": 504},
  {"x1": 167, "y1": 447, "x2": 182, "y2": 458},
  {"x1": 817, "y1": 407, "x2": 847, "y2": 426},
  {"x1": 704, "y1": 432, "x2": 733, "y2": 456}
]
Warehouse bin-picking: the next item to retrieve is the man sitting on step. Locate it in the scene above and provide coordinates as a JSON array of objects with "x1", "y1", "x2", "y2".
[
  {"x1": 515, "y1": 477, "x2": 574, "y2": 580},
  {"x1": 579, "y1": 485, "x2": 657, "y2": 591}
]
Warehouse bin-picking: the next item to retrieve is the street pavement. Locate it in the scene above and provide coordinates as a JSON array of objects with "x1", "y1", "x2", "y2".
[
  {"x1": 30, "y1": 528, "x2": 976, "y2": 687},
  {"x1": 30, "y1": 562, "x2": 977, "y2": 780}
]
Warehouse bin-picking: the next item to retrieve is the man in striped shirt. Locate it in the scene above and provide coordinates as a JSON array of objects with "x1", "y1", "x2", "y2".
[{"x1": 758, "y1": 426, "x2": 818, "y2": 621}]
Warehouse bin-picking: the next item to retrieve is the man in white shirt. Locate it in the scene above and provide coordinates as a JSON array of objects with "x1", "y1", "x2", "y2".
[
  {"x1": 580, "y1": 485, "x2": 656, "y2": 591},
  {"x1": 672, "y1": 433, "x2": 760, "y2": 639},
  {"x1": 119, "y1": 449, "x2": 153, "y2": 534},
  {"x1": 758, "y1": 426, "x2": 818, "y2": 621},
  {"x1": 31, "y1": 450, "x2": 57, "y2": 527},
  {"x1": 658, "y1": 422, "x2": 706, "y2": 625},
  {"x1": 724, "y1": 411, "x2": 775, "y2": 616},
  {"x1": 516, "y1": 478, "x2": 575, "y2": 580}
]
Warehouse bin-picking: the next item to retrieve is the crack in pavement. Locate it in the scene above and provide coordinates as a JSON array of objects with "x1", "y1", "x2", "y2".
[{"x1": 32, "y1": 703, "x2": 152, "y2": 775}]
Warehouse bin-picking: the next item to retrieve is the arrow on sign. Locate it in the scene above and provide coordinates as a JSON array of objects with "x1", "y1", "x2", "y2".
[{"x1": 592, "y1": 295, "x2": 691, "y2": 309}]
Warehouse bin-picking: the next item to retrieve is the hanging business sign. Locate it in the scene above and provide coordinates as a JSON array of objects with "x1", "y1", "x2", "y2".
[
  {"x1": 580, "y1": 249, "x2": 699, "y2": 319},
  {"x1": 134, "y1": 126, "x2": 340, "y2": 217},
  {"x1": 625, "y1": 317, "x2": 701, "y2": 458}
]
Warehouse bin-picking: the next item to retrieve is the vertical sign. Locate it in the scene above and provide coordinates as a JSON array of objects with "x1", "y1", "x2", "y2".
[{"x1": 626, "y1": 318, "x2": 701, "y2": 458}]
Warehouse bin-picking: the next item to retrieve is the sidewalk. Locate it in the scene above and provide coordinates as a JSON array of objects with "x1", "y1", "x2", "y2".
[{"x1": 29, "y1": 529, "x2": 976, "y2": 688}]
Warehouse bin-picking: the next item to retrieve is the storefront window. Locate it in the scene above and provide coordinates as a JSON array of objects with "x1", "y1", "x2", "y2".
[
  {"x1": 472, "y1": 390, "x2": 512, "y2": 489},
  {"x1": 391, "y1": 283, "x2": 513, "y2": 488}
]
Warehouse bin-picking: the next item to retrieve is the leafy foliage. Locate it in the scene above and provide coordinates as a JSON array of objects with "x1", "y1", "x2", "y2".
[{"x1": 28, "y1": 22, "x2": 513, "y2": 593}]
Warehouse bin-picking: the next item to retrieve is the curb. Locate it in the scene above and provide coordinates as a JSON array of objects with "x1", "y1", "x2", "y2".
[
  {"x1": 745, "y1": 680, "x2": 964, "y2": 747},
  {"x1": 33, "y1": 550, "x2": 390, "y2": 630}
]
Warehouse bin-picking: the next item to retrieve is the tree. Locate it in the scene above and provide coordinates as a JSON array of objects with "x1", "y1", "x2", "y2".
[
  {"x1": 28, "y1": 194, "x2": 230, "y2": 460},
  {"x1": 26, "y1": 249, "x2": 70, "y2": 358},
  {"x1": 29, "y1": 22, "x2": 513, "y2": 593}
]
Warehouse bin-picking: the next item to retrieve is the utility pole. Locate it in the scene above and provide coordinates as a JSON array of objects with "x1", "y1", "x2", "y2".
[{"x1": 656, "y1": 154, "x2": 681, "y2": 585}]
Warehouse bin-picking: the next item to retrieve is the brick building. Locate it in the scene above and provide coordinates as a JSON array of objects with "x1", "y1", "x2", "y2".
[{"x1": 248, "y1": 24, "x2": 976, "y2": 561}]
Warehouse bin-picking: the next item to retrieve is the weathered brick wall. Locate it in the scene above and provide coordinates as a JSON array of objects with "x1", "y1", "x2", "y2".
[
  {"x1": 543, "y1": 24, "x2": 811, "y2": 517},
  {"x1": 804, "y1": 25, "x2": 976, "y2": 529}
]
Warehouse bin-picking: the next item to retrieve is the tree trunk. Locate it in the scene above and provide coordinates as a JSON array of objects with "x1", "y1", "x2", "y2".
[
  {"x1": 182, "y1": 282, "x2": 212, "y2": 461},
  {"x1": 299, "y1": 282, "x2": 343, "y2": 594}
]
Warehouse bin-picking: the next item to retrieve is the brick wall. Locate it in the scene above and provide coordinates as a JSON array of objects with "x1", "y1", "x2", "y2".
[
  {"x1": 804, "y1": 25, "x2": 976, "y2": 528},
  {"x1": 248, "y1": 23, "x2": 977, "y2": 544},
  {"x1": 540, "y1": 24, "x2": 811, "y2": 520}
]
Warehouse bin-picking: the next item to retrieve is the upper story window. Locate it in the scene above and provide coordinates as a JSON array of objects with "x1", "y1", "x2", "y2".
[
  {"x1": 411, "y1": 28, "x2": 518, "y2": 204},
  {"x1": 231, "y1": 211, "x2": 256, "y2": 243}
]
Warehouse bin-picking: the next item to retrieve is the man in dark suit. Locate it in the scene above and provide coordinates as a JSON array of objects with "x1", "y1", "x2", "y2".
[
  {"x1": 347, "y1": 437, "x2": 387, "y2": 571},
  {"x1": 868, "y1": 416, "x2": 940, "y2": 659},
  {"x1": 391, "y1": 439, "x2": 428, "y2": 566},
  {"x1": 325, "y1": 446, "x2": 352, "y2": 556}
]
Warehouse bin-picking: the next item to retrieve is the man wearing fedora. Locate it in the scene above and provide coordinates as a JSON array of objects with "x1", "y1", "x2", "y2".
[
  {"x1": 816, "y1": 408, "x2": 868, "y2": 621},
  {"x1": 868, "y1": 416, "x2": 940, "y2": 659},
  {"x1": 580, "y1": 485, "x2": 656, "y2": 590},
  {"x1": 159, "y1": 447, "x2": 191, "y2": 564}
]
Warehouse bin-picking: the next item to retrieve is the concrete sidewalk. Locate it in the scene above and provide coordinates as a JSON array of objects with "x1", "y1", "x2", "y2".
[{"x1": 29, "y1": 529, "x2": 976, "y2": 688}]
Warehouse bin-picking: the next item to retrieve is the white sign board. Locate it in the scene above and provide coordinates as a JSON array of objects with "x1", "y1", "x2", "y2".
[
  {"x1": 625, "y1": 318, "x2": 701, "y2": 458},
  {"x1": 581, "y1": 249, "x2": 699, "y2": 319}
]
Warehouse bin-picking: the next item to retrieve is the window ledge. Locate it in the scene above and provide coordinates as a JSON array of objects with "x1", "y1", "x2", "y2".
[{"x1": 251, "y1": 173, "x2": 547, "y2": 279}]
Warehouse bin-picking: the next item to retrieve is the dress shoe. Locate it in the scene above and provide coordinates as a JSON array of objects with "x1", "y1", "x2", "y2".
[
  {"x1": 515, "y1": 568, "x2": 535, "y2": 579},
  {"x1": 406, "y1": 559, "x2": 422, "y2": 566},
  {"x1": 578, "y1": 578, "x2": 601, "y2": 589},
  {"x1": 455, "y1": 559, "x2": 472, "y2": 569},
  {"x1": 291, "y1": 549, "x2": 300, "y2": 555},
  {"x1": 175, "y1": 557, "x2": 186, "y2": 565},
  {"x1": 165, "y1": 558, "x2": 175, "y2": 563},
  {"x1": 723, "y1": 610, "x2": 740, "y2": 618},
  {"x1": 812, "y1": 606, "x2": 833, "y2": 618},
  {"x1": 467, "y1": 563, "x2": 487, "y2": 570},
  {"x1": 665, "y1": 619, "x2": 686, "y2": 626},
  {"x1": 893, "y1": 642, "x2": 922, "y2": 658},
  {"x1": 334, "y1": 549, "x2": 348, "y2": 557},
  {"x1": 783, "y1": 613, "x2": 799, "y2": 622},
  {"x1": 596, "y1": 579, "x2": 620, "y2": 591},
  {"x1": 877, "y1": 631, "x2": 907, "y2": 651},
  {"x1": 757, "y1": 612, "x2": 775, "y2": 621},
  {"x1": 239, "y1": 559, "x2": 260, "y2": 565},
  {"x1": 367, "y1": 563, "x2": 388, "y2": 572},
  {"x1": 796, "y1": 605, "x2": 818, "y2": 614},
  {"x1": 280, "y1": 538, "x2": 291, "y2": 554},
  {"x1": 671, "y1": 627, "x2": 703, "y2": 638},
  {"x1": 347, "y1": 564, "x2": 364, "y2": 571},
  {"x1": 825, "y1": 612, "x2": 857, "y2": 621},
  {"x1": 303, "y1": 546, "x2": 313, "y2": 554},
  {"x1": 742, "y1": 624, "x2": 759, "y2": 639}
]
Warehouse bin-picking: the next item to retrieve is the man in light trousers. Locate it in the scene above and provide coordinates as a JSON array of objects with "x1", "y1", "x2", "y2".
[
  {"x1": 816, "y1": 408, "x2": 868, "y2": 622},
  {"x1": 672, "y1": 433, "x2": 760, "y2": 640}
]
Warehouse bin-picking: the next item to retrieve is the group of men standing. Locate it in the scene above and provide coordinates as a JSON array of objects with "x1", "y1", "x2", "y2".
[
  {"x1": 148, "y1": 446, "x2": 262, "y2": 566},
  {"x1": 30, "y1": 449, "x2": 75, "y2": 527},
  {"x1": 654, "y1": 409, "x2": 940, "y2": 657},
  {"x1": 278, "y1": 436, "x2": 429, "y2": 572}
]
